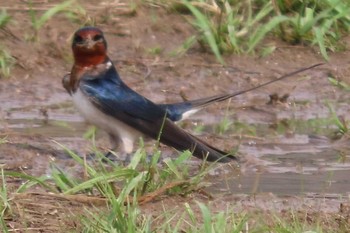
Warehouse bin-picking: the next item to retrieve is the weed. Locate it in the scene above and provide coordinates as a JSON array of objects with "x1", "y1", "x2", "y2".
[
  {"x1": 159, "y1": 0, "x2": 350, "y2": 61},
  {"x1": 193, "y1": 122, "x2": 205, "y2": 134},
  {"x1": 232, "y1": 121, "x2": 257, "y2": 136},
  {"x1": 215, "y1": 102, "x2": 233, "y2": 135},
  {"x1": 1, "y1": 138, "x2": 346, "y2": 231},
  {"x1": 0, "y1": 9, "x2": 11, "y2": 28},
  {"x1": 180, "y1": 0, "x2": 288, "y2": 62},
  {"x1": 216, "y1": 116, "x2": 233, "y2": 135},
  {"x1": 327, "y1": 102, "x2": 349, "y2": 137},
  {"x1": 277, "y1": 0, "x2": 350, "y2": 60},
  {"x1": 81, "y1": 197, "x2": 248, "y2": 232},
  {"x1": 147, "y1": 46, "x2": 163, "y2": 55},
  {"x1": 0, "y1": 137, "x2": 8, "y2": 145},
  {"x1": 170, "y1": 35, "x2": 196, "y2": 57},
  {"x1": 0, "y1": 48, "x2": 16, "y2": 78},
  {"x1": 214, "y1": 104, "x2": 255, "y2": 136},
  {"x1": 47, "y1": 140, "x2": 219, "y2": 232},
  {"x1": 188, "y1": 202, "x2": 247, "y2": 232},
  {"x1": 0, "y1": 10, "x2": 15, "y2": 78},
  {"x1": 0, "y1": 132, "x2": 210, "y2": 199},
  {"x1": 328, "y1": 76, "x2": 350, "y2": 91},
  {"x1": 268, "y1": 210, "x2": 325, "y2": 233},
  {"x1": 0, "y1": 169, "x2": 10, "y2": 233},
  {"x1": 259, "y1": 45, "x2": 276, "y2": 58},
  {"x1": 181, "y1": 0, "x2": 225, "y2": 63},
  {"x1": 27, "y1": 0, "x2": 85, "y2": 41},
  {"x1": 83, "y1": 126, "x2": 98, "y2": 141},
  {"x1": 81, "y1": 198, "x2": 151, "y2": 232}
]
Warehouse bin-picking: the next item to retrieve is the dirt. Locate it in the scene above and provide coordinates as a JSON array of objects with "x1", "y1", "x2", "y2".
[{"x1": 1, "y1": 0, "x2": 350, "y2": 231}]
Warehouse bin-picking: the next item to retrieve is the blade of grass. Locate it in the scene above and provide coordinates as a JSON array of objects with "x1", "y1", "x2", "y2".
[
  {"x1": 50, "y1": 164, "x2": 80, "y2": 192},
  {"x1": 182, "y1": 0, "x2": 225, "y2": 64},
  {"x1": 33, "y1": 0, "x2": 75, "y2": 30},
  {"x1": 197, "y1": 201, "x2": 212, "y2": 233},
  {"x1": 4, "y1": 171, "x2": 56, "y2": 193},
  {"x1": 0, "y1": 9, "x2": 11, "y2": 28},
  {"x1": 314, "y1": 26, "x2": 329, "y2": 60},
  {"x1": 248, "y1": 15, "x2": 288, "y2": 53},
  {"x1": 164, "y1": 158, "x2": 183, "y2": 179},
  {"x1": 16, "y1": 174, "x2": 51, "y2": 193},
  {"x1": 117, "y1": 172, "x2": 146, "y2": 202},
  {"x1": 64, "y1": 169, "x2": 137, "y2": 195}
]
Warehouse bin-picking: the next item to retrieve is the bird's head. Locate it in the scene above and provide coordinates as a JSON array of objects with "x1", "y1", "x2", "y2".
[{"x1": 72, "y1": 27, "x2": 108, "y2": 68}]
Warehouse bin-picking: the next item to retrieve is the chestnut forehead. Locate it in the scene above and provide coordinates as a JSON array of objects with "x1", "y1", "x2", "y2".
[{"x1": 75, "y1": 28, "x2": 103, "y2": 38}]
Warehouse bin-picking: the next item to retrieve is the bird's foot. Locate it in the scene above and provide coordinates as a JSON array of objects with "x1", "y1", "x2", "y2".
[
  {"x1": 88, "y1": 150, "x2": 163, "y2": 165},
  {"x1": 143, "y1": 153, "x2": 164, "y2": 164},
  {"x1": 103, "y1": 151, "x2": 131, "y2": 165},
  {"x1": 86, "y1": 150, "x2": 121, "y2": 163}
]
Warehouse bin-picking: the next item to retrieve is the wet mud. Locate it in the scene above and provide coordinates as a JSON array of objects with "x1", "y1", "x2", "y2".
[{"x1": 1, "y1": 0, "x2": 350, "y2": 225}]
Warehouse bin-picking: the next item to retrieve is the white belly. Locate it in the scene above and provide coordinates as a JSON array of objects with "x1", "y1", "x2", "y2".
[{"x1": 72, "y1": 89, "x2": 141, "y2": 153}]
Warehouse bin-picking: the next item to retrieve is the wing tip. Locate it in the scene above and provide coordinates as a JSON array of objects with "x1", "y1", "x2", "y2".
[{"x1": 206, "y1": 153, "x2": 239, "y2": 163}]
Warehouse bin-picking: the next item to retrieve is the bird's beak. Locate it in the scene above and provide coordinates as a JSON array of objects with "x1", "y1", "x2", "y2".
[{"x1": 85, "y1": 37, "x2": 95, "y2": 49}]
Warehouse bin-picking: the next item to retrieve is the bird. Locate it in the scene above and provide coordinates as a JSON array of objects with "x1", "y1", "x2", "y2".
[
  {"x1": 63, "y1": 26, "x2": 237, "y2": 163},
  {"x1": 63, "y1": 26, "x2": 323, "y2": 163}
]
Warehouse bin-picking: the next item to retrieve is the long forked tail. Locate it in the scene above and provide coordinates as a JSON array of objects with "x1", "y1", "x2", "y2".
[
  {"x1": 197, "y1": 63, "x2": 324, "y2": 104},
  {"x1": 163, "y1": 63, "x2": 324, "y2": 121}
]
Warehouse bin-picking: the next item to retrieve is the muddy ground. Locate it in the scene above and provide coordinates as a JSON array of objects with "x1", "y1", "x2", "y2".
[{"x1": 1, "y1": 0, "x2": 350, "y2": 231}]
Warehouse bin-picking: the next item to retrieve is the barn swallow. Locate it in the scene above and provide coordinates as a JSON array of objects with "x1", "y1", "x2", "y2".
[
  {"x1": 63, "y1": 26, "x2": 323, "y2": 163},
  {"x1": 63, "y1": 26, "x2": 236, "y2": 162}
]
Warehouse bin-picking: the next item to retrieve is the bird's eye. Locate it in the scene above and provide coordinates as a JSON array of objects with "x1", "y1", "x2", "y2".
[
  {"x1": 93, "y1": 34, "x2": 103, "y2": 41},
  {"x1": 74, "y1": 35, "x2": 83, "y2": 44}
]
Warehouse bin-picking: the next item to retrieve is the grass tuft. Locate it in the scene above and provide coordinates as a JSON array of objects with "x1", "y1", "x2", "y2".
[
  {"x1": 0, "y1": 48, "x2": 16, "y2": 78},
  {"x1": 162, "y1": 0, "x2": 350, "y2": 61},
  {"x1": 27, "y1": 0, "x2": 86, "y2": 41},
  {"x1": 0, "y1": 169, "x2": 10, "y2": 233},
  {"x1": 0, "y1": 10, "x2": 15, "y2": 78}
]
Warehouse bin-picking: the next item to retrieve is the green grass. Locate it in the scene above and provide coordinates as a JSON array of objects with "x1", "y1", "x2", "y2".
[
  {"x1": 324, "y1": 77, "x2": 350, "y2": 137},
  {"x1": 183, "y1": 202, "x2": 247, "y2": 233},
  {"x1": 0, "y1": 169, "x2": 11, "y2": 233},
  {"x1": 0, "y1": 48, "x2": 15, "y2": 78},
  {"x1": 0, "y1": 10, "x2": 15, "y2": 78},
  {"x1": 277, "y1": 0, "x2": 350, "y2": 60},
  {"x1": 328, "y1": 76, "x2": 350, "y2": 91},
  {"x1": 327, "y1": 102, "x2": 349, "y2": 137},
  {"x1": 27, "y1": 0, "x2": 86, "y2": 41},
  {"x1": 0, "y1": 138, "x2": 226, "y2": 231},
  {"x1": 147, "y1": 46, "x2": 163, "y2": 55},
  {"x1": 155, "y1": 0, "x2": 350, "y2": 61},
  {"x1": 0, "y1": 9, "x2": 11, "y2": 28},
  {"x1": 2, "y1": 137, "x2": 210, "y2": 198},
  {"x1": 180, "y1": 0, "x2": 288, "y2": 62},
  {"x1": 79, "y1": 198, "x2": 248, "y2": 232},
  {"x1": 0, "y1": 138, "x2": 348, "y2": 232}
]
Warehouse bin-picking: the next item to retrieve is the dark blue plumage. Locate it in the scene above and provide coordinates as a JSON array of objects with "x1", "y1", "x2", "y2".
[
  {"x1": 81, "y1": 66, "x2": 166, "y2": 121},
  {"x1": 160, "y1": 102, "x2": 193, "y2": 121}
]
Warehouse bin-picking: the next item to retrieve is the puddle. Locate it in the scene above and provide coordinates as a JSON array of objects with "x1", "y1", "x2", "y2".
[
  {"x1": 210, "y1": 149, "x2": 350, "y2": 196},
  {"x1": 2, "y1": 98, "x2": 350, "y2": 197},
  {"x1": 211, "y1": 168, "x2": 350, "y2": 196}
]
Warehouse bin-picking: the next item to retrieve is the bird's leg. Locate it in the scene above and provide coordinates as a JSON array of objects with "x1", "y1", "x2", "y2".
[
  {"x1": 118, "y1": 136, "x2": 135, "y2": 164},
  {"x1": 104, "y1": 134, "x2": 121, "y2": 161},
  {"x1": 105, "y1": 134, "x2": 135, "y2": 164}
]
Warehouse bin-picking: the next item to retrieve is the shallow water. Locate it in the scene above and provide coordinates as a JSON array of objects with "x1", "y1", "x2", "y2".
[
  {"x1": 211, "y1": 148, "x2": 350, "y2": 196},
  {"x1": 2, "y1": 100, "x2": 350, "y2": 197}
]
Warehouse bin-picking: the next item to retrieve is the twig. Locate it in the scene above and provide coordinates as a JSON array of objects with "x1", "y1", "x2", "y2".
[
  {"x1": 13, "y1": 180, "x2": 190, "y2": 207},
  {"x1": 137, "y1": 180, "x2": 189, "y2": 204}
]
